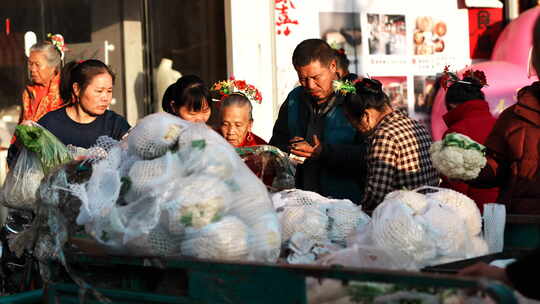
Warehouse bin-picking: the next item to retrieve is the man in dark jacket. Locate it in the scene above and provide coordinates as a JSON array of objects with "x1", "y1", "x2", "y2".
[{"x1": 269, "y1": 39, "x2": 365, "y2": 203}]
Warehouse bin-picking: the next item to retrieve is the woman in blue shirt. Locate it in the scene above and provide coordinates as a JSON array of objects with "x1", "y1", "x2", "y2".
[{"x1": 38, "y1": 59, "x2": 130, "y2": 148}]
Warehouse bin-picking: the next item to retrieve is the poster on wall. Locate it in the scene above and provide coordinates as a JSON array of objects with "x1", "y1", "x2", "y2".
[
  {"x1": 273, "y1": 0, "x2": 469, "y2": 127},
  {"x1": 413, "y1": 75, "x2": 438, "y2": 131},
  {"x1": 373, "y1": 76, "x2": 408, "y2": 114},
  {"x1": 360, "y1": 12, "x2": 409, "y2": 75},
  {"x1": 366, "y1": 14, "x2": 406, "y2": 56},
  {"x1": 410, "y1": 12, "x2": 470, "y2": 75},
  {"x1": 319, "y1": 12, "x2": 362, "y2": 75}
]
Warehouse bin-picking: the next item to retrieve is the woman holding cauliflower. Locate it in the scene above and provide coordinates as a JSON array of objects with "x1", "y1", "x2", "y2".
[
  {"x1": 438, "y1": 69, "x2": 499, "y2": 212},
  {"x1": 337, "y1": 78, "x2": 439, "y2": 210}
]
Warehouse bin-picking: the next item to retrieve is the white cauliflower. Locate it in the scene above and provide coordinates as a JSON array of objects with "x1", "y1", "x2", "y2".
[
  {"x1": 249, "y1": 213, "x2": 282, "y2": 262},
  {"x1": 179, "y1": 197, "x2": 226, "y2": 229},
  {"x1": 128, "y1": 112, "x2": 187, "y2": 159},
  {"x1": 371, "y1": 200, "x2": 437, "y2": 268},
  {"x1": 470, "y1": 236, "x2": 489, "y2": 258},
  {"x1": 430, "y1": 133, "x2": 487, "y2": 180},
  {"x1": 418, "y1": 201, "x2": 468, "y2": 258},
  {"x1": 327, "y1": 200, "x2": 371, "y2": 245},
  {"x1": 180, "y1": 216, "x2": 249, "y2": 260},
  {"x1": 384, "y1": 190, "x2": 429, "y2": 215},
  {"x1": 280, "y1": 205, "x2": 329, "y2": 243},
  {"x1": 425, "y1": 188, "x2": 482, "y2": 236}
]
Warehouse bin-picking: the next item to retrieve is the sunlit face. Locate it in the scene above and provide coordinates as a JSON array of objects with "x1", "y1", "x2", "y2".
[
  {"x1": 177, "y1": 101, "x2": 211, "y2": 123},
  {"x1": 28, "y1": 51, "x2": 57, "y2": 86},
  {"x1": 73, "y1": 73, "x2": 113, "y2": 116},
  {"x1": 220, "y1": 104, "x2": 252, "y2": 147},
  {"x1": 296, "y1": 60, "x2": 337, "y2": 101}
]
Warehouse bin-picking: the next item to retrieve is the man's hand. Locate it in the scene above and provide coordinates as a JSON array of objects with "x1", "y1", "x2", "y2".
[
  {"x1": 289, "y1": 135, "x2": 322, "y2": 159},
  {"x1": 458, "y1": 262, "x2": 511, "y2": 286}
]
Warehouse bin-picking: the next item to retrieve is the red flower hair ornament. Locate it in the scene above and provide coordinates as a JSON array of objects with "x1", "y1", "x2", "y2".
[
  {"x1": 211, "y1": 78, "x2": 263, "y2": 104},
  {"x1": 440, "y1": 65, "x2": 488, "y2": 90}
]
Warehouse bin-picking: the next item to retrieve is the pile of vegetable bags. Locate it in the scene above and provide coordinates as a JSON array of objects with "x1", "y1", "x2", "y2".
[
  {"x1": 323, "y1": 186, "x2": 489, "y2": 270},
  {"x1": 271, "y1": 189, "x2": 370, "y2": 264},
  {"x1": 68, "y1": 113, "x2": 281, "y2": 262}
]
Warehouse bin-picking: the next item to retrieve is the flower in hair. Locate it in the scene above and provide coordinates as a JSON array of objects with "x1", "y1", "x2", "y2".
[
  {"x1": 332, "y1": 79, "x2": 357, "y2": 95},
  {"x1": 47, "y1": 33, "x2": 67, "y2": 60},
  {"x1": 440, "y1": 65, "x2": 488, "y2": 90},
  {"x1": 211, "y1": 78, "x2": 263, "y2": 104},
  {"x1": 439, "y1": 65, "x2": 458, "y2": 90},
  {"x1": 462, "y1": 69, "x2": 488, "y2": 87}
]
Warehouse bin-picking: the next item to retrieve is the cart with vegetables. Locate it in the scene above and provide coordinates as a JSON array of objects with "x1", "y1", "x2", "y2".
[{"x1": 0, "y1": 114, "x2": 536, "y2": 303}]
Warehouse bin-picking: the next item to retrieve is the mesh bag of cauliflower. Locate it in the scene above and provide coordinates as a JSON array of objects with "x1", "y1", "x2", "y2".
[
  {"x1": 272, "y1": 189, "x2": 370, "y2": 248},
  {"x1": 339, "y1": 187, "x2": 488, "y2": 270},
  {"x1": 430, "y1": 132, "x2": 486, "y2": 180},
  {"x1": 68, "y1": 113, "x2": 281, "y2": 262}
]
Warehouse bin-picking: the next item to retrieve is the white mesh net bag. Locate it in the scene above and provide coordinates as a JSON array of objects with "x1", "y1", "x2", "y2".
[
  {"x1": 383, "y1": 190, "x2": 429, "y2": 215},
  {"x1": 483, "y1": 203, "x2": 506, "y2": 253},
  {"x1": 180, "y1": 216, "x2": 249, "y2": 261},
  {"x1": 371, "y1": 199, "x2": 437, "y2": 269},
  {"x1": 125, "y1": 152, "x2": 182, "y2": 199},
  {"x1": 75, "y1": 159, "x2": 122, "y2": 226},
  {"x1": 416, "y1": 200, "x2": 469, "y2": 258},
  {"x1": 423, "y1": 187, "x2": 482, "y2": 236},
  {"x1": 171, "y1": 175, "x2": 230, "y2": 229},
  {"x1": 281, "y1": 204, "x2": 329, "y2": 243},
  {"x1": 67, "y1": 113, "x2": 280, "y2": 262},
  {"x1": 470, "y1": 235, "x2": 489, "y2": 257},
  {"x1": 274, "y1": 189, "x2": 330, "y2": 243},
  {"x1": 249, "y1": 213, "x2": 282, "y2": 262},
  {"x1": 326, "y1": 199, "x2": 370, "y2": 246},
  {"x1": 273, "y1": 189, "x2": 371, "y2": 247},
  {"x1": 127, "y1": 112, "x2": 188, "y2": 159},
  {"x1": 125, "y1": 212, "x2": 183, "y2": 256}
]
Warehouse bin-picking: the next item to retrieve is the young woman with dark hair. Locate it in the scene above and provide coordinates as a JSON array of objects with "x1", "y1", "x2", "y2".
[
  {"x1": 340, "y1": 78, "x2": 439, "y2": 210},
  {"x1": 37, "y1": 59, "x2": 130, "y2": 148},
  {"x1": 161, "y1": 75, "x2": 212, "y2": 123},
  {"x1": 442, "y1": 74, "x2": 498, "y2": 212}
]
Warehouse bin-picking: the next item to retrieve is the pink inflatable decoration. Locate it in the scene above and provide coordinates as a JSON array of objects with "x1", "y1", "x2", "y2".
[{"x1": 431, "y1": 7, "x2": 540, "y2": 140}]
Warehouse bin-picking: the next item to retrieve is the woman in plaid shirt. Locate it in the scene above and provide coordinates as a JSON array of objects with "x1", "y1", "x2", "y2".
[{"x1": 340, "y1": 78, "x2": 439, "y2": 210}]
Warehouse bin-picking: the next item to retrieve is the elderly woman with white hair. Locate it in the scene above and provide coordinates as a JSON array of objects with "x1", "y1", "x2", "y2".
[{"x1": 21, "y1": 40, "x2": 65, "y2": 123}]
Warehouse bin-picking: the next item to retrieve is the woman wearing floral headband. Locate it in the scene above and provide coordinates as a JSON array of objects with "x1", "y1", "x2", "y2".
[
  {"x1": 20, "y1": 37, "x2": 66, "y2": 123},
  {"x1": 338, "y1": 78, "x2": 439, "y2": 210},
  {"x1": 440, "y1": 68, "x2": 498, "y2": 213},
  {"x1": 211, "y1": 79, "x2": 265, "y2": 147}
]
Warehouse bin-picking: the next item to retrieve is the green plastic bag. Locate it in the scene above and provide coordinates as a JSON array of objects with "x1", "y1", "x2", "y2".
[{"x1": 15, "y1": 125, "x2": 73, "y2": 175}]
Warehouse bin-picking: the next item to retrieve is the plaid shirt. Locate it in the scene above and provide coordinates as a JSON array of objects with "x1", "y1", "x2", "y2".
[{"x1": 362, "y1": 111, "x2": 439, "y2": 210}]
